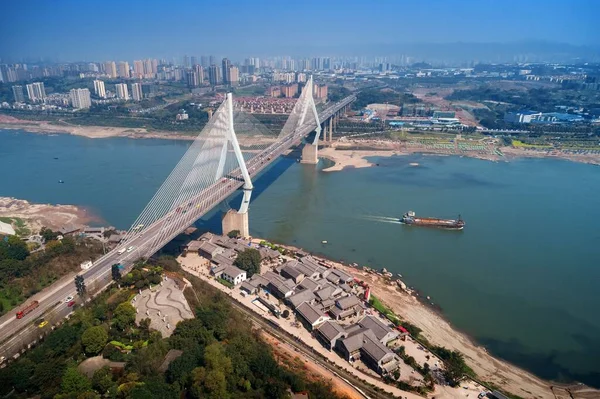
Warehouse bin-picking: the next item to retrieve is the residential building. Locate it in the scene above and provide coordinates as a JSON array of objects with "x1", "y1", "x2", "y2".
[
  {"x1": 186, "y1": 70, "x2": 199, "y2": 87},
  {"x1": 93, "y1": 80, "x2": 106, "y2": 98},
  {"x1": 229, "y1": 66, "x2": 239, "y2": 86},
  {"x1": 26, "y1": 82, "x2": 46, "y2": 102},
  {"x1": 131, "y1": 83, "x2": 143, "y2": 101},
  {"x1": 295, "y1": 302, "x2": 330, "y2": 330},
  {"x1": 115, "y1": 83, "x2": 129, "y2": 100},
  {"x1": 195, "y1": 64, "x2": 204, "y2": 85},
  {"x1": 70, "y1": 88, "x2": 91, "y2": 109},
  {"x1": 208, "y1": 64, "x2": 220, "y2": 86},
  {"x1": 117, "y1": 61, "x2": 130, "y2": 78},
  {"x1": 315, "y1": 320, "x2": 347, "y2": 350},
  {"x1": 314, "y1": 84, "x2": 328, "y2": 99},
  {"x1": 281, "y1": 84, "x2": 298, "y2": 98},
  {"x1": 220, "y1": 265, "x2": 247, "y2": 285},
  {"x1": 12, "y1": 85, "x2": 25, "y2": 102},
  {"x1": 133, "y1": 60, "x2": 145, "y2": 78},
  {"x1": 222, "y1": 58, "x2": 231, "y2": 84},
  {"x1": 104, "y1": 61, "x2": 117, "y2": 78}
]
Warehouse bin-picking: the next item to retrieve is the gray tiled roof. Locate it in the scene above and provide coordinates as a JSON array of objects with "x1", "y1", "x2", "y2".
[
  {"x1": 287, "y1": 289, "x2": 315, "y2": 308},
  {"x1": 296, "y1": 302, "x2": 328, "y2": 325},
  {"x1": 222, "y1": 265, "x2": 245, "y2": 279},
  {"x1": 316, "y1": 320, "x2": 346, "y2": 341},
  {"x1": 281, "y1": 264, "x2": 304, "y2": 280},
  {"x1": 298, "y1": 278, "x2": 319, "y2": 292},
  {"x1": 358, "y1": 316, "x2": 399, "y2": 342},
  {"x1": 361, "y1": 334, "x2": 394, "y2": 363},
  {"x1": 336, "y1": 295, "x2": 361, "y2": 310}
]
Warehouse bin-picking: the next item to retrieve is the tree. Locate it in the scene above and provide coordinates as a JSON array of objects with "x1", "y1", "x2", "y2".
[
  {"x1": 75, "y1": 275, "x2": 86, "y2": 297},
  {"x1": 91, "y1": 366, "x2": 115, "y2": 395},
  {"x1": 81, "y1": 326, "x2": 108, "y2": 355},
  {"x1": 61, "y1": 367, "x2": 92, "y2": 394},
  {"x1": 281, "y1": 310, "x2": 290, "y2": 318},
  {"x1": 0, "y1": 235, "x2": 29, "y2": 261},
  {"x1": 113, "y1": 302, "x2": 136, "y2": 330},
  {"x1": 233, "y1": 248, "x2": 261, "y2": 277},
  {"x1": 40, "y1": 227, "x2": 59, "y2": 242},
  {"x1": 111, "y1": 264, "x2": 121, "y2": 282},
  {"x1": 227, "y1": 230, "x2": 240, "y2": 239}
]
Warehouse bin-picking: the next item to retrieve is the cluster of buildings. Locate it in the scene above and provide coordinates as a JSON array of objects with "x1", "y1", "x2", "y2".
[
  {"x1": 266, "y1": 83, "x2": 328, "y2": 99},
  {"x1": 234, "y1": 97, "x2": 297, "y2": 114},
  {"x1": 185, "y1": 232, "x2": 405, "y2": 377},
  {"x1": 504, "y1": 110, "x2": 585, "y2": 124}
]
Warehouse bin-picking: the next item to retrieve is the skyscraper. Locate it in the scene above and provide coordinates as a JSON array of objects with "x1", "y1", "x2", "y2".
[
  {"x1": 131, "y1": 83, "x2": 143, "y2": 101},
  {"x1": 195, "y1": 65, "x2": 204, "y2": 85},
  {"x1": 229, "y1": 66, "x2": 239, "y2": 86},
  {"x1": 143, "y1": 59, "x2": 154, "y2": 78},
  {"x1": 70, "y1": 88, "x2": 91, "y2": 109},
  {"x1": 183, "y1": 55, "x2": 190, "y2": 68},
  {"x1": 117, "y1": 61, "x2": 130, "y2": 78},
  {"x1": 12, "y1": 85, "x2": 25, "y2": 102},
  {"x1": 209, "y1": 55, "x2": 216, "y2": 66},
  {"x1": 208, "y1": 65, "x2": 220, "y2": 86},
  {"x1": 104, "y1": 61, "x2": 117, "y2": 78},
  {"x1": 186, "y1": 70, "x2": 199, "y2": 88},
  {"x1": 93, "y1": 80, "x2": 106, "y2": 98},
  {"x1": 200, "y1": 55, "x2": 208, "y2": 67},
  {"x1": 26, "y1": 82, "x2": 46, "y2": 102},
  {"x1": 222, "y1": 58, "x2": 231, "y2": 84},
  {"x1": 115, "y1": 83, "x2": 129, "y2": 100},
  {"x1": 133, "y1": 60, "x2": 144, "y2": 78}
]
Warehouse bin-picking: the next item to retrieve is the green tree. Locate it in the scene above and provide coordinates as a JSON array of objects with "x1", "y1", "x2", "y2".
[
  {"x1": 233, "y1": 248, "x2": 261, "y2": 277},
  {"x1": 227, "y1": 230, "x2": 240, "y2": 238},
  {"x1": 61, "y1": 367, "x2": 92, "y2": 394},
  {"x1": 81, "y1": 326, "x2": 108, "y2": 355},
  {"x1": 91, "y1": 366, "x2": 115, "y2": 395},
  {"x1": 0, "y1": 235, "x2": 29, "y2": 261},
  {"x1": 40, "y1": 227, "x2": 59, "y2": 242},
  {"x1": 111, "y1": 264, "x2": 121, "y2": 282},
  {"x1": 113, "y1": 302, "x2": 136, "y2": 330}
]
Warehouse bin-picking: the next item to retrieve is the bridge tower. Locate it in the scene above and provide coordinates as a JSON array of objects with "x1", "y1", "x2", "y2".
[
  {"x1": 300, "y1": 77, "x2": 322, "y2": 164},
  {"x1": 221, "y1": 93, "x2": 253, "y2": 238}
]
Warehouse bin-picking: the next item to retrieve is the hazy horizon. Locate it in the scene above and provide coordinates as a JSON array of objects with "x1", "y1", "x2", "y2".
[{"x1": 1, "y1": 0, "x2": 599, "y2": 62}]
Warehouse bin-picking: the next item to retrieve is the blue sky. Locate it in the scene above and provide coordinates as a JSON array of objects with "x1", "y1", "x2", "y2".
[{"x1": 1, "y1": 0, "x2": 598, "y2": 61}]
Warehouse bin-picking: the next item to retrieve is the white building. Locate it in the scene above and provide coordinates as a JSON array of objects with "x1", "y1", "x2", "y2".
[
  {"x1": 117, "y1": 61, "x2": 130, "y2": 78},
  {"x1": 221, "y1": 265, "x2": 247, "y2": 285},
  {"x1": 131, "y1": 83, "x2": 143, "y2": 101},
  {"x1": 70, "y1": 88, "x2": 91, "y2": 109},
  {"x1": 93, "y1": 80, "x2": 106, "y2": 98},
  {"x1": 26, "y1": 82, "x2": 46, "y2": 102},
  {"x1": 115, "y1": 83, "x2": 129, "y2": 100},
  {"x1": 104, "y1": 61, "x2": 117, "y2": 78}
]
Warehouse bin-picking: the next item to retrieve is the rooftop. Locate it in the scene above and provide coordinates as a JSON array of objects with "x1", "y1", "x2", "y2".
[{"x1": 296, "y1": 302, "x2": 328, "y2": 325}]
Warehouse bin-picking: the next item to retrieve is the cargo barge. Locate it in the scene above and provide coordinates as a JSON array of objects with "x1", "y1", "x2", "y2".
[{"x1": 400, "y1": 211, "x2": 465, "y2": 230}]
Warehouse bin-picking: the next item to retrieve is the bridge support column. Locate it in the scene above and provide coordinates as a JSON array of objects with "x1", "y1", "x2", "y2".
[
  {"x1": 322, "y1": 122, "x2": 328, "y2": 142},
  {"x1": 328, "y1": 117, "x2": 333, "y2": 142},
  {"x1": 301, "y1": 143, "x2": 319, "y2": 164},
  {"x1": 222, "y1": 209, "x2": 249, "y2": 238}
]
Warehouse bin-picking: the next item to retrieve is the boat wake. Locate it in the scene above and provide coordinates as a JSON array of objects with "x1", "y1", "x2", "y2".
[{"x1": 360, "y1": 215, "x2": 404, "y2": 225}]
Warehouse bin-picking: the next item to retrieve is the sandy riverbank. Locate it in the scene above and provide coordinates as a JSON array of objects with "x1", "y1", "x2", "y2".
[
  {"x1": 0, "y1": 115, "x2": 197, "y2": 141},
  {"x1": 0, "y1": 197, "x2": 102, "y2": 233},
  {"x1": 266, "y1": 241, "x2": 599, "y2": 399},
  {"x1": 319, "y1": 140, "x2": 600, "y2": 171}
]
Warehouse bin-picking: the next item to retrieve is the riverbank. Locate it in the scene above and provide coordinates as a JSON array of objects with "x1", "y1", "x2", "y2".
[
  {"x1": 264, "y1": 240, "x2": 598, "y2": 399},
  {"x1": 0, "y1": 197, "x2": 101, "y2": 234},
  {"x1": 319, "y1": 139, "x2": 600, "y2": 171},
  {"x1": 0, "y1": 115, "x2": 197, "y2": 141}
]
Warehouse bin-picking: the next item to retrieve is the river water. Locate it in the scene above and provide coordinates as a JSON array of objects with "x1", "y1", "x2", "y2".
[{"x1": 1, "y1": 130, "x2": 599, "y2": 387}]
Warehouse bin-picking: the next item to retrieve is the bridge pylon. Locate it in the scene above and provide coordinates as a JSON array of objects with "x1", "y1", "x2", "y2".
[
  {"x1": 221, "y1": 92, "x2": 253, "y2": 238},
  {"x1": 298, "y1": 76, "x2": 322, "y2": 164}
]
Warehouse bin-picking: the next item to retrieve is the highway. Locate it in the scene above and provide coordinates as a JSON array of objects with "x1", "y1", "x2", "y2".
[{"x1": 0, "y1": 95, "x2": 355, "y2": 362}]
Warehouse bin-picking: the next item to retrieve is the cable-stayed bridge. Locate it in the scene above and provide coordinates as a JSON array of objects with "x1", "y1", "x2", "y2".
[{"x1": 0, "y1": 78, "x2": 355, "y2": 356}]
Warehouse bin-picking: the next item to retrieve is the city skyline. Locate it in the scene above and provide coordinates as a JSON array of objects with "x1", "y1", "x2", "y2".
[{"x1": 1, "y1": 0, "x2": 598, "y2": 62}]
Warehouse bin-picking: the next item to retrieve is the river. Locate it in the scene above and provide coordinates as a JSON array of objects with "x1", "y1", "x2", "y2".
[{"x1": 1, "y1": 130, "x2": 599, "y2": 387}]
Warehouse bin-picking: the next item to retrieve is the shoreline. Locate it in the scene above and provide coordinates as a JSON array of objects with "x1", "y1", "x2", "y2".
[
  {"x1": 319, "y1": 140, "x2": 600, "y2": 171},
  {"x1": 265, "y1": 240, "x2": 598, "y2": 399},
  {"x1": 0, "y1": 196, "x2": 103, "y2": 233}
]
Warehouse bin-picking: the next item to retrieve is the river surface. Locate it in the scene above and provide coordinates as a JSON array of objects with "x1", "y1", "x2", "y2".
[{"x1": 1, "y1": 130, "x2": 599, "y2": 387}]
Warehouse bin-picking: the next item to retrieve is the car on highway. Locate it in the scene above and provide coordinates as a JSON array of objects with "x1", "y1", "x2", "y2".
[
  {"x1": 67, "y1": 300, "x2": 76, "y2": 307},
  {"x1": 64, "y1": 295, "x2": 74, "y2": 303},
  {"x1": 127, "y1": 246, "x2": 135, "y2": 253},
  {"x1": 38, "y1": 320, "x2": 48, "y2": 328},
  {"x1": 117, "y1": 248, "x2": 126, "y2": 254}
]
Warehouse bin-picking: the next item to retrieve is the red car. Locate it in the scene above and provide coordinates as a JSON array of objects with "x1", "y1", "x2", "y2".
[{"x1": 67, "y1": 300, "x2": 76, "y2": 307}]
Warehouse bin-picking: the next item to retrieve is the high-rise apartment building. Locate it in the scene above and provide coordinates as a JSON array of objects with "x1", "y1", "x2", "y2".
[
  {"x1": 26, "y1": 82, "x2": 46, "y2": 102},
  {"x1": 281, "y1": 84, "x2": 298, "y2": 98},
  {"x1": 12, "y1": 85, "x2": 25, "y2": 102},
  {"x1": 70, "y1": 88, "x2": 91, "y2": 109},
  {"x1": 186, "y1": 71, "x2": 199, "y2": 88},
  {"x1": 93, "y1": 80, "x2": 106, "y2": 98},
  {"x1": 104, "y1": 61, "x2": 117, "y2": 78},
  {"x1": 183, "y1": 55, "x2": 190, "y2": 68},
  {"x1": 191, "y1": 56, "x2": 198, "y2": 67},
  {"x1": 133, "y1": 60, "x2": 144, "y2": 78},
  {"x1": 221, "y1": 58, "x2": 231, "y2": 84},
  {"x1": 194, "y1": 65, "x2": 204, "y2": 85},
  {"x1": 115, "y1": 83, "x2": 129, "y2": 100},
  {"x1": 117, "y1": 61, "x2": 130, "y2": 78},
  {"x1": 229, "y1": 66, "x2": 239, "y2": 86},
  {"x1": 200, "y1": 56, "x2": 208, "y2": 67},
  {"x1": 209, "y1": 55, "x2": 216, "y2": 66},
  {"x1": 208, "y1": 65, "x2": 220, "y2": 86},
  {"x1": 131, "y1": 83, "x2": 143, "y2": 101}
]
